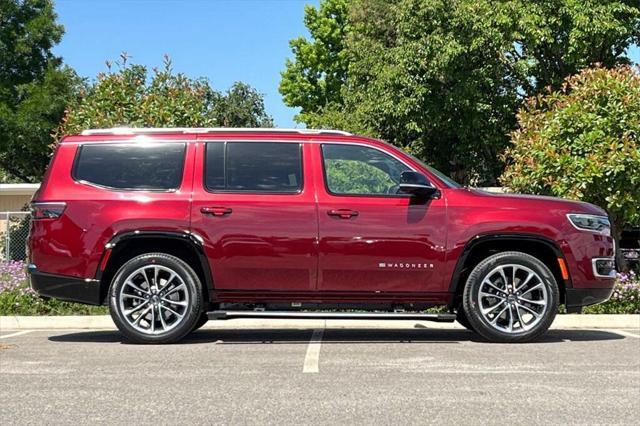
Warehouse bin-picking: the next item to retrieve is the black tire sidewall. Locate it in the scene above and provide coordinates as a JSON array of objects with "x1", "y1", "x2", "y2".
[
  {"x1": 109, "y1": 253, "x2": 203, "y2": 344},
  {"x1": 463, "y1": 251, "x2": 559, "y2": 343}
]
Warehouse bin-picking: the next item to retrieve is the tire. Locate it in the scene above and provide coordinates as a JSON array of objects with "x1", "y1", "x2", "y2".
[
  {"x1": 455, "y1": 307, "x2": 475, "y2": 331},
  {"x1": 109, "y1": 253, "x2": 203, "y2": 344},
  {"x1": 462, "y1": 251, "x2": 559, "y2": 343},
  {"x1": 191, "y1": 313, "x2": 209, "y2": 332}
]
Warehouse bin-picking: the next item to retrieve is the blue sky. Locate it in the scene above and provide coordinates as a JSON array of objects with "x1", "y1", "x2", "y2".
[
  {"x1": 54, "y1": 0, "x2": 319, "y2": 128},
  {"x1": 54, "y1": 0, "x2": 638, "y2": 128}
]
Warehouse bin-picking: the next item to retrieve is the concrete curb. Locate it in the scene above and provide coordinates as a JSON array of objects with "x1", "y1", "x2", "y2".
[{"x1": 1, "y1": 314, "x2": 638, "y2": 331}]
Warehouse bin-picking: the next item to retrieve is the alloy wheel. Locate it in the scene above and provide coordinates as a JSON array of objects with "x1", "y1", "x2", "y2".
[
  {"x1": 118, "y1": 265, "x2": 190, "y2": 335},
  {"x1": 477, "y1": 264, "x2": 548, "y2": 334}
]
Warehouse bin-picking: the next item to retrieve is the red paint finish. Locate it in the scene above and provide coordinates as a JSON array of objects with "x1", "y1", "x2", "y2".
[
  {"x1": 190, "y1": 141, "x2": 319, "y2": 291},
  {"x1": 28, "y1": 130, "x2": 616, "y2": 307}
]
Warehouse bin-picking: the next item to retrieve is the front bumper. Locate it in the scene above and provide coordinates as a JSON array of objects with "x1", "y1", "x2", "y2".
[
  {"x1": 565, "y1": 287, "x2": 614, "y2": 312},
  {"x1": 28, "y1": 267, "x2": 102, "y2": 305}
]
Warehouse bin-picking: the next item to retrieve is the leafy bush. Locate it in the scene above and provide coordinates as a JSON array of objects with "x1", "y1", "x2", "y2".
[
  {"x1": 0, "y1": 260, "x2": 107, "y2": 315},
  {"x1": 55, "y1": 54, "x2": 272, "y2": 140},
  {"x1": 501, "y1": 65, "x2": 640, "y2": 237}
]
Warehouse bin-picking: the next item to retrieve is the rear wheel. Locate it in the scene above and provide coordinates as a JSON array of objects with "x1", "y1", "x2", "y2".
[
  {"x1": 462, "y1": 251, "x2": 559, "y2": 343},
  {"x1": 109, "y1": 253, "x2": 203, "y2": 344}
]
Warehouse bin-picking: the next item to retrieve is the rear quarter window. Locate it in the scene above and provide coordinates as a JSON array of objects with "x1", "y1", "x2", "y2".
[{"x1": 73, "y1": 143, "x2": 186, "y2": 191}]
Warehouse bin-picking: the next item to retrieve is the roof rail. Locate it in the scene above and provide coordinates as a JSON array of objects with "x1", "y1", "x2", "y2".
[{"x1": 80, "y1": 127, "x2": 352, "y2": 136}]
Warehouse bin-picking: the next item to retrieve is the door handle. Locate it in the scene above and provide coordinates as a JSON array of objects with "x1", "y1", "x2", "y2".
[
  {"x1": 327, "y1": 209, "x2": 359, "y2": 219},
  {"x1": 201, "y1": 206, "x2": 232, "y2": 217}
]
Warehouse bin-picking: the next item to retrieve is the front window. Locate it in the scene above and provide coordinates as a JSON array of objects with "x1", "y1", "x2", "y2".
[
  {"x1": 404, "y1": 151, "x2": 462, "y2": 188},
  {"x1": 321, "y1": 144, "x2": 412, "y2": 196}
]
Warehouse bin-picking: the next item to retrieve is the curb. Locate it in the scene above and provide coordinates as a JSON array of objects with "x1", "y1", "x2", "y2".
[{"x1": 1, "y1": 314, "x2": 638, "y2": 331}]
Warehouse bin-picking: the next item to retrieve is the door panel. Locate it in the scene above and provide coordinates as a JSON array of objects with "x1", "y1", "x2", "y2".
[
  {"x1": 191, "y1": 141, "x2": 318, "y2": 291},
  {"x1": 315, "y1": 143, "x2": 447, "y2": 293}
]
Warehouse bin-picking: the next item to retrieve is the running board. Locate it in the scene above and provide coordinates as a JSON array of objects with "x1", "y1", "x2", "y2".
[{"x1": 207, "y1": 310, "x2": 457, "y2": 322}]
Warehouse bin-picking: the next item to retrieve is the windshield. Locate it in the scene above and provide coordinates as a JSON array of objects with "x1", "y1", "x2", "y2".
[{"x1": 405, "y1": 152, "x2": 462, "y2": 188}]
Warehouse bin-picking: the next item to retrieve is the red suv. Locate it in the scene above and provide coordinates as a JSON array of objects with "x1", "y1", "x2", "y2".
[{"x1": 28, "y1": 128, "x2": 616, "y2": 343}]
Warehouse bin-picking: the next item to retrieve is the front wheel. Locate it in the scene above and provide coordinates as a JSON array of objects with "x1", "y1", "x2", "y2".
[
  {"x1": 462, "y1": 251, "x2": 559, "y2": 343},
  {"x1": 109, "y1": 253, "x2": 203, "y2": 344}
]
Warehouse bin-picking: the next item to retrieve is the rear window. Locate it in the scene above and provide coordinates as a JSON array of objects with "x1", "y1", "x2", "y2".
[
  {"x1": 205, "y1": 142, "x2": 302, "y2": 193},
  {"x1": 73, "y1": 143, "x2": 186, "y2": 191}
]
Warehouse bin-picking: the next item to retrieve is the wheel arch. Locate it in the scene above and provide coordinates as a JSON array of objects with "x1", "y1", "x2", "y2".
[
  {"x1": 448, "y1": 233, "x2": 571, "y2": 308},
  {"x1": 95, "y1": 231, "x2": 214, "y2": 305}
]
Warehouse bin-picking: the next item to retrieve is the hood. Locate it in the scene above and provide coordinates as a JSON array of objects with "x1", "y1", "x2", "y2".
[{"x1": 466, "y1": 188, "x2": 608, "y2": 216}]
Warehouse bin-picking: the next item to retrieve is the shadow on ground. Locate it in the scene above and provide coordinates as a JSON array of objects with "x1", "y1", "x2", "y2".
[{"x1": 47, "y1": 327, "x2": 626, "y2": 345}]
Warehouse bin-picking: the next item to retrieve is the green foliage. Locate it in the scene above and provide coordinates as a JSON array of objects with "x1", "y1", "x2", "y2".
[
  {"x1": 279, "y1": 0, "x2": 350, "y2": 126},
  {"x1": 325, "y1": 159, "x2": 395, "y2": 194},
  {"x1": 0, "y1": 288, "x2": 108, "y2": 315},
  {"x1": 0, "y1": 0, "x2": 81, "y2": 182},
  {"x1": 57, "y1": 55, "x2": 272, "y2": 138},
  {"x1": 501, "y1": 65, "x2": 640, "y2": 234},
  {"x1": 281, "y1": 0, "x2": 640, "y2": 184}
]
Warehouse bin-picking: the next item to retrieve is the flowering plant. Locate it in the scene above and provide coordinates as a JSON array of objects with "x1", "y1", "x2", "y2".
[{"x1": 0, "y1": 260, "x2": 107, "y2": 315}]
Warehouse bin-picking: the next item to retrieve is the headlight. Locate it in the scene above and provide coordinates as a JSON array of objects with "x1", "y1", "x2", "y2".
[{"x1": 567, "y1": 214, "x2": 611, "y2": 235}]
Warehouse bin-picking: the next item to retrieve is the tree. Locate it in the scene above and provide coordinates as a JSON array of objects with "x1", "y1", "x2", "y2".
[
  {"x1": 57, "y1": 55, "x2": 272, "y2": 138},
  {"x1": 501, "y1": 65, "x2": 640, "y2": 238},
  {"x1": 0, "y1": 0, "x2": 81, "y2": 182},
  {"x1": 281, "y1": 0, "x2": 640, "y2": 184},
  {"x1": 279, "y1": 0, "x2": 350, "y2": 127}
]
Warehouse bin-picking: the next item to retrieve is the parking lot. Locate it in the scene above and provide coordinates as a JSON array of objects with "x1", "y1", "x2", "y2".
[{"x1": 1, "y1": 325, "x2": 639, "y2": 425}]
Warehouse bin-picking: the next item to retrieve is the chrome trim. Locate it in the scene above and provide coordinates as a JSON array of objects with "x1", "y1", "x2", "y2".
[
  {"x1": 208, "y1": 310, "x2": 457, "y2": 321},
  {"x1": 566, "y1": 213, "x2": 611, "y2": 235},
  {"x1": 81, "y1": 127, "x2": 352, "y2": 136},
  {"x1": 592, "y1": 257, "x2": 617, "y2": 278}
]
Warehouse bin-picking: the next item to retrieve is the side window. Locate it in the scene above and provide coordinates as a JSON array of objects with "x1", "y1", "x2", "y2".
[
  {"x1": 73, "y1": 143, "x2": 186, "y2": 190},
  {"x1": 205, "y1": 142, "x2": 302, "y2": 193},
  {"x1": 321, "y1": 144, "x2": 411, "y2": 196}
]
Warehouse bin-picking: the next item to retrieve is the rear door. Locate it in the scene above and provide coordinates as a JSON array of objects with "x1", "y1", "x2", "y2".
[
  {"x1": 190, "y1": 140, "x2": 318, "y2": 292},
  {"x1": 315, "y1": 142, "x2": 447, "y2": 293}
]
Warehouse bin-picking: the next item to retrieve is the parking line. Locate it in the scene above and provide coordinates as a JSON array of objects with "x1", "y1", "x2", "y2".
[
  {"x1": 0, "y1": 330, "x2": 34, "y2": 339},
  {"x1": 303, "y1": 329, "x2": 324, "y2": 373},
  {"x1": 608, "y1": 329, "x2": 640, "y2": 339}
]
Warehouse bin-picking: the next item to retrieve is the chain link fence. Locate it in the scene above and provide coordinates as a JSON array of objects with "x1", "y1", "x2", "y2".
[{"x1": 1, "y1": 211, "x2": 31, "y2": 262}]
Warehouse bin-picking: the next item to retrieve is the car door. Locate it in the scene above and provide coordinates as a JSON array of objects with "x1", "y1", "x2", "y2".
[
  {"x1": 315, "y1": 142, "x2": 447, "y2": 293},
  {"x1": 190, "y1": 140, "x2": 318, "y2": 292}
]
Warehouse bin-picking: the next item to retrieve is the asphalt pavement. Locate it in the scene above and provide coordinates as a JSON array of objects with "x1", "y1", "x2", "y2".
[{"x1": 1, "y1": 326, "x2": 639, "y2": 425}]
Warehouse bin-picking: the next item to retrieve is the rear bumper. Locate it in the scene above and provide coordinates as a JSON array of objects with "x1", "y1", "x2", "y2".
[
  {"x1": 565, "y1": 287, "x2": 614, "y2": 311},
  {"x1": 28, "y1": 268, "x2": 102, "y2": 305}
]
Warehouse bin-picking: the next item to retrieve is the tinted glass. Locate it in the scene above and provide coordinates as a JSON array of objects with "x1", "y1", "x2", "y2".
[
  {"x1": 205, "y1": 142, "x2": 225, "y2": 190},
  {"x1": 74, "y1": 143, "x2": 185, "y2": 190},
  {"x1": 322, "y1": 144, "x2": 411, "y2": 195},
  {"x1": 205, "y1": 142, "x2": 302, "y2": 193}
]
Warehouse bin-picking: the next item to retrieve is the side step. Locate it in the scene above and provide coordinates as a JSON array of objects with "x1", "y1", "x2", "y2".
[{"x1": 207, "y1": 310, "x2": 457, "y2": 322}]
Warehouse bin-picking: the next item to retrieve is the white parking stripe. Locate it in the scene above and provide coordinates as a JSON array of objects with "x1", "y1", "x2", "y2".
[
  {"x1": 0, "y1": 330, "x2": 34, "y2": 339},
  {"x1": 303, "y1": 329, "x2": 324, "y2": 373},
  {"x1": 608, "y1": 329, "x2": 640, "y2": 339}
]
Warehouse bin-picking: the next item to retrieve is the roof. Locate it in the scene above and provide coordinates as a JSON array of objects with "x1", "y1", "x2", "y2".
[
  {"x1": 80, "y1": 127, "x2": 352, "y2": 136},
  {"x1": 0, "y1": 183, "x2": 40, "y2": 195}
]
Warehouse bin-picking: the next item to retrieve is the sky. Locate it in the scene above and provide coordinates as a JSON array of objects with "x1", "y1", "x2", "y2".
[
  {"x1": 53, "y1": 0, "x2": 638, "y2": 129},
  {"x1": 54, "y1": 0, "x2": 319, "y2": 128}
]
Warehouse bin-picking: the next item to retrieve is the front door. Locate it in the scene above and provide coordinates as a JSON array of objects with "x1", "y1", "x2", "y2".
[
  {"x1": 191, "y1": 140, "x2": 318, "y2": 292},
  {"x1": 315, "y1": 143, "x2": 447, "y2": 293}
]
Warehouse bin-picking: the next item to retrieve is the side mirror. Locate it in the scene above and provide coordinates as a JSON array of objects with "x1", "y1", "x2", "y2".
[{"x1": 399, "y1": 171, "x2": 438, "y2": 198}]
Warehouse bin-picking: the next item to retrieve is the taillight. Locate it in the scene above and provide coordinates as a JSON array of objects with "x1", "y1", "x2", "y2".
[{"x1": 30, "y1": 202, "x2": 67, "y2": 220}]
